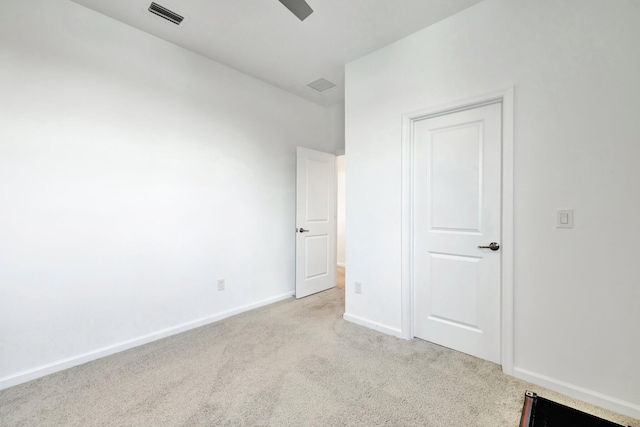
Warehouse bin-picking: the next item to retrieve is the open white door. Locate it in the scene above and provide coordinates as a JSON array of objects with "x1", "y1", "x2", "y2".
[
  {"x1": 296, "y1": 147, "x2": 336, "y2": 298},
  {"x1": 413, "y1": 102, "x2": 502, "y2": 364}
]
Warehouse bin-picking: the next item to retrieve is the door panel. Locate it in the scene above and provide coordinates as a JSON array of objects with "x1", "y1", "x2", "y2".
[
  {"x1": 429, "y1": 253, "x2": 480, "y2": 329},
  {"x1": 430, "y1": 122, "x2": 482, "y2": 231},
  {"x1": 413, "y1": 102, "x2": 502, "y2": 364},
  {"x1": 305, "y1": 159, "x2": 330, "y2": 221},
  {"x1": 296, "y1": 147, "x2": 336, "y2": 298},
  {"x1": 305, "y1": 235, "x2": 329, "y2": 279}
]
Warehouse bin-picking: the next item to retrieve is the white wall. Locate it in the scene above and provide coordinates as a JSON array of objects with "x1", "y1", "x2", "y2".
[
  {"x1": 345, "y1": 0, "x2": 640, "y2": 418},
  {"x1": 0, "y1": 0, "x2": 336, "y2": 387},
  {"x1": 329, "y1": 104, "x2": 346, "y2": 156},
  {"x1": 336, "y1": 155, "x2": 346, "y2": 267}
]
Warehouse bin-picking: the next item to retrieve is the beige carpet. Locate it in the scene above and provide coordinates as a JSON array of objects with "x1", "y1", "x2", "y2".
[{"x1": 1, "y1": 269, "x2": 637, "y2": 426}]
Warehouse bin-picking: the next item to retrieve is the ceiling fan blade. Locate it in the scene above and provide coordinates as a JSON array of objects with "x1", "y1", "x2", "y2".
[{"x1": 278, "y1": 0, "x2": 313, "y2": 21}]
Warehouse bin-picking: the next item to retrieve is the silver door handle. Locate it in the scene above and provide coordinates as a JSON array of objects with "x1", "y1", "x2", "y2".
[
  {"x1": 478, "y1": 242, "x2": 500, "y2": 251},
  {"x1": 297, "y1": 228, "x2": 309, "y2": 233}
]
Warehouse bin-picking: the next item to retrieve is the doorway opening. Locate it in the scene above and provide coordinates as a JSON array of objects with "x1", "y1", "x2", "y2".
[
  {"x1": 293, "y1": 148, "x2": 345, "y2": 301},
  {"x1": 336, "y1": 154, "x2": 346, "y2": 293}
]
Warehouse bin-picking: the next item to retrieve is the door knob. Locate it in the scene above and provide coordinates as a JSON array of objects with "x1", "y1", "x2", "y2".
[
  {"x1": 297, "y1": 228, "x2": 309, "y2": 233},
  {"x1": 478, "y1": 242, "x2": 500, "y2": 251}
]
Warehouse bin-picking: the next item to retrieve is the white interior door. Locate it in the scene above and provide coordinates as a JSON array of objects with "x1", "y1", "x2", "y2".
[
  {"x1": 413, "y1": 102, "x2": 502, "y2": 364},
  {"x1": 296, "y1": 147, "x2": 336, "y2": 299}
]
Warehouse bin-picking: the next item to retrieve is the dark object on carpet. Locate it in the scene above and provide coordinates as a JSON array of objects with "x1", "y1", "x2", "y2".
[{"x1": 520, "y1": 391, "x2": 628, "y2": 427}]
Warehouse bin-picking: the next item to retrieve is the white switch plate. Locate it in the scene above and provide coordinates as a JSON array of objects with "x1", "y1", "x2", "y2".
[
  {"x1": 217, "y1": 279, "x2": 225, "y2": 291},
  {"x1": 354, "y1": 281, "x2": 362, "y2": 294},
  {"x1": 557, "y1": 210, "x2": 573, "y2": 228}
]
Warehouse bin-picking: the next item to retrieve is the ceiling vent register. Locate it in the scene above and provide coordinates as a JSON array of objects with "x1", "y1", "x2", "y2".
[
  {"x1": 307, "y1": 78, "x2": 337, "y2": 93},
  {"x1": 148, "y1": 2, "x2": 184, "y2": 25}
]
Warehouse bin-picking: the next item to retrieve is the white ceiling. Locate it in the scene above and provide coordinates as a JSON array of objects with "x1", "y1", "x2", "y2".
[{"x1": 69, "y1": 0, "x2": 484, "y2": 107}]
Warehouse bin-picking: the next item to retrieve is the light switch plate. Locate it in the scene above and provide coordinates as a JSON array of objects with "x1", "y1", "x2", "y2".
[{"x1": 557, "y1": 210, "x2": 573, "y2": 228}]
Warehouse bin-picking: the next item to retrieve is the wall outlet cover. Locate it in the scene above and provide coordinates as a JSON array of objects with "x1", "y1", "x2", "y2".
[
  {"x1": 355, "y1": 281, "x2": 362, "y2": 294},
  {"x1": 557, "y1": 209, "x2": 574, "y2": 228}
]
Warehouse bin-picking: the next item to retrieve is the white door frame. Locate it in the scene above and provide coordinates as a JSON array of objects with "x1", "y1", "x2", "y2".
[{"x1": 400, "y1": 87, "x2": 515, "y2": 375}]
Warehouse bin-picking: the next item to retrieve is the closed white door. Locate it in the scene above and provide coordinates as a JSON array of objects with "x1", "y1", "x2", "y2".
[
  {"x1": 413, "y1": 102, "x2": 502, "y2": 364},
  {"x1": 296, "y1": 147, "x2": 336, "y2": 298}
]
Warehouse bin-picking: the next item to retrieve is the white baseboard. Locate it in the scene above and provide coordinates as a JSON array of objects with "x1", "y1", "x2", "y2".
[
  {"x1": 337, "y1": 262, "x2": 345, "y2": 268},
  {"x1": 513, "y1": 367, "x2": 640, "y2": 420},
  {"x1": 343, "y1": 312, "x2": 404, "y2": 339},
  {"x1": 0, "y1": 292, "x2": 294, "y2": 391}
]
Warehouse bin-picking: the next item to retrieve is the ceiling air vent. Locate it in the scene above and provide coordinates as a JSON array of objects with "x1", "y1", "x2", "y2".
[
  {"x1": 148, "y1": 2, "x2": 184, "y2": 25},
  {"x1": 307, "y1": 78, "x2": 337, "y2": 93}
]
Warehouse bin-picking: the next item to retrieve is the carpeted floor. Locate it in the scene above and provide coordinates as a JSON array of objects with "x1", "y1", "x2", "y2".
[{"x1": 1, "y1": 267, "x2": 637, "y2": 426}]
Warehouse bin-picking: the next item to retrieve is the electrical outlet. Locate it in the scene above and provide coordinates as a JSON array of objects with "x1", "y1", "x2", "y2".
[
  {"x1": 557, "y1": 209, "x2": 574, "y2": 228},
  {"x1": 217, "y1": 279, "x2": 225, "y2": 291},
  {"x1": 354, "y1": 281, "x2": 362, "y2": 294}
]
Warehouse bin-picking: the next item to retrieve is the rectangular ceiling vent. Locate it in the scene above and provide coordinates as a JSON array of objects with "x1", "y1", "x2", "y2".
[
  {"x1": 307, "y1": 78, "x2": 337, "y2": 93},
  {"x1": 148, "y1": 2, "x2": 184, "y2": 25}
]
